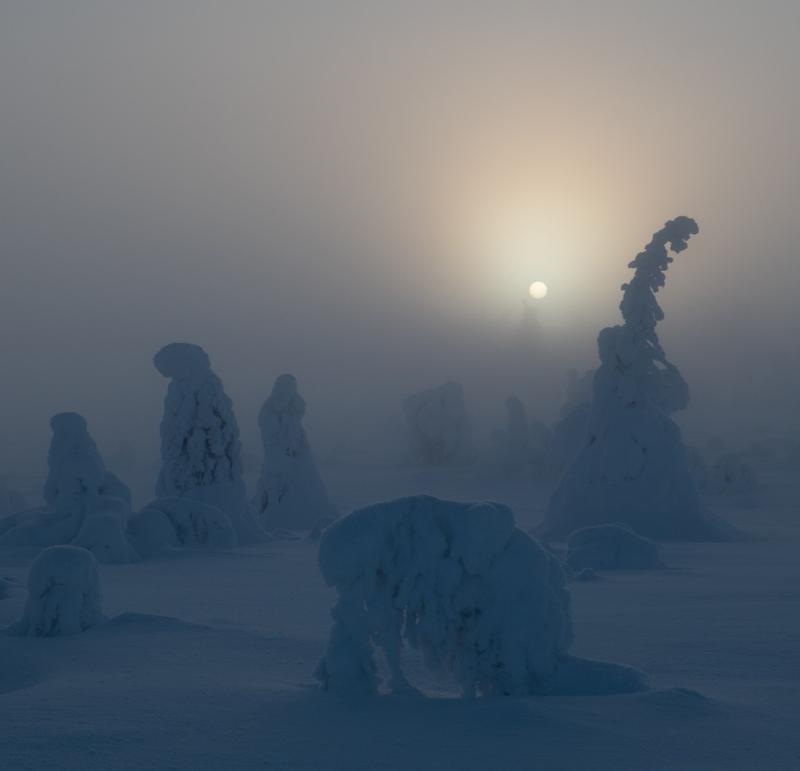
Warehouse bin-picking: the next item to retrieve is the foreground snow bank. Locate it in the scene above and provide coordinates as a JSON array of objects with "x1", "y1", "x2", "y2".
[
  {"x1": 566, "y1": 524, "x2": 663, "y2": 571},
  {"x1": 315, "y1": 495, "x2": 644, "y2": 698},
  {"x1": 10, "y1": 546, "x2": 105, "y2": 637}
]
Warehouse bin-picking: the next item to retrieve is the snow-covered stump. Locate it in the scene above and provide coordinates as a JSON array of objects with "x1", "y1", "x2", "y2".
[
  {"x1": 566, "y1": 524, "x2": 663, "y2": 571},
  {"x1": 153, "y1": 343, "x2": 266, "y2": 544},
  {"x1": 254, "y1": 374, "x2": 337, "y2": 531},
  {"x1": 315, "y1": 496, "x2": 645, "y2": 698},
  {"x1": 402, "y1": 381, "x2": 474, "y2": 466},
  {"x1": 10, "y1": 546, "x2": 105, "y2": 637},
  {"x1": 541, "y1": 218, "x2": 734, "y2": 542},
  {"x1": 0, "y1": 414, "x2": 137, "y2": 561}
]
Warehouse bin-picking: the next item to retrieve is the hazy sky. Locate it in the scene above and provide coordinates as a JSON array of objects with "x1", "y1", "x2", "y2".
[{"x1": 1, "y1": 1, "x2": 799, "y2": 473}]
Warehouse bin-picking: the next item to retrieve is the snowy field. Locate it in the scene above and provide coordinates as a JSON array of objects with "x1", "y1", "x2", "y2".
[{"x1": 1, "y1": 460, "x2": 798, "y2": 771}]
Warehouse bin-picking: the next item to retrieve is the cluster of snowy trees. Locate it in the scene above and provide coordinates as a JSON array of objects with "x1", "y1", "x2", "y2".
[
  {"x1": 0, "y1": 343, "x2": 338, "y2": 562},
  {"x1": 1, "y1": 215, "x2": 756, "y2": 700}
]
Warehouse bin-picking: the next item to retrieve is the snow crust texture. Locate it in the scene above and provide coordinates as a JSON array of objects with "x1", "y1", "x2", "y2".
[
  {"x1": 11, "y1": 545, "x2": 105, "y2": 637},
  {"x1": 254, "y1": 374, "x2": 337, "y2": 530},
  {"x1": 315, "y1": 495, "x2": 573, "y2": 698}
]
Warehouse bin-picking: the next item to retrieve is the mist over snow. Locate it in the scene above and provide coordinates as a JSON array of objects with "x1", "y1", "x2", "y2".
[{"x1": 2, "y1": 3, "x2": 800, "y2": 770}]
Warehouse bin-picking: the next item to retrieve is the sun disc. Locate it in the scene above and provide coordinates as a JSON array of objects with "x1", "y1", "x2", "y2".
[{"x1": 528, "y1": 281, "x2": 548, "y2": 300}]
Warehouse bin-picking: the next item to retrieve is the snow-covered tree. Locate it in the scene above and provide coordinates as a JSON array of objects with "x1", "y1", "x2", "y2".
[
  {"x1": 541, "y1": 217, "x2": 732, "y2": 541},
  {"x1": 315, "y1": 495, "x2": 645, "y2": 698},
  {"x1": 0, "y1": 479, "x2": 27, "y2": 519},
  {"x1": 402, "y1": 381, "x2": 474, "y2": 466},
  {"x1": 153, "y1": 342, "x2": 265, "y2": 544},
  {"x1": 0, "y1": 413, "x2": 136, "y2": 561},
  {"x1": 550, "y1": 369, "x2": 594, "y2": 472},
  {"x1": 254, "y1": 374, "x2": 337, "y2": 531},
  {"x1": 11, "y1": 545, "x2": 105, "y2": 636},
  {"x1": 491, "y1": 397, "x2": 555, "y2": 477}
]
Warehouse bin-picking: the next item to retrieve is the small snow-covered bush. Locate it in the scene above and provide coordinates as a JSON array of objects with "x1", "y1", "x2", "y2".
[
  {"x1": 11, "y1": 545, "x2": 105, "y2": 637},
  {"x1": 402, "y1": 381, "x2": 474, "y2": 466},
  {"x1": 566, "y1": 524, "x2": 663, "y2": 571},
  {"x1": 254, "y1": 374, "x2": 337, "y2": 530},
  {"x1": 143, "y1": 497, "x2": 236, "y2": 549},
  {"x1": 315, "y1": 496, "x2": 573, "y2": 698}
]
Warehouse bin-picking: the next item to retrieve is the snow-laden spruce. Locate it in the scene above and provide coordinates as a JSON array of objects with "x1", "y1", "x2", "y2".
[
  {"x1": 566, "y1": 524, "x2": 663, "y2": 571},
  {"x1": 10, "y1": 545, "x2": 105, "y2": 636},
  {"x1": 315, "y1": 495, "x2": 645, "y2": 698},
  {"x1": 402, "y1": 381, "x2": 474, "y2": 466},
  {"x1": 0, "y1": 413, "x2": 137, "y2": 561},
  {"x1": 491, "y1": 397, "x2": 555, "y2": 477},
  {"x1": 541, "y1": 218, "x2": 733, "y2": 541},
  {"x1": 550, "y1": 369, "x2": 594, "y2": 473},
  {"x1": 153, "y1": 343, "x2": 265, "y2": 544},
  {"x1": 254, "y1": 374, "x2": 337, "y2": 531}
]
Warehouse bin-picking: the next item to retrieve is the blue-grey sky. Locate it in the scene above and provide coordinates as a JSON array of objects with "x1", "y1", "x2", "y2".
[{"x1": 1, "y1": 1, "x2": 799, "y2": 473}]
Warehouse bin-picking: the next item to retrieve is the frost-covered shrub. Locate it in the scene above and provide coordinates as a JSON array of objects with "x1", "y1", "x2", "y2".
[
  {"x1": 144, "y1": 497, "x2": 236, "y2": 548},
  {"x1": 402, "y1": 381, "x2": 474, "y2": 466},
  {"x1": 254, "y1": 374, "x2": 337, "y2": 531},
  {"x1": 153, "y1": 342, "x2": 265, "y2": 544},
  {"x1": 566, "y1": 524, "x2": 663, "y2": 571},
  {"x1": 541, "y1": 218, "x2": 732, "y2": 541},
  {"x1": 10, "y1": 545, "x2": 105, "y2": 637},
  {"x1": 0, "y1": 414, "x2": 136, "y2": 561},
  {"x1": 315, "y1": 496, "x2": 573, "y2": 697}
]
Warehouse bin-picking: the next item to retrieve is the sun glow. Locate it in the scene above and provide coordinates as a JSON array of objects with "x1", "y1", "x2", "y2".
[{"x1": 528, "y1": 281, "x2": 548, "y2": 300}]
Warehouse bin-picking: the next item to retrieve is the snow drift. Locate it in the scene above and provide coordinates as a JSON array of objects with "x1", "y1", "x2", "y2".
[
  {"x1": 153, "y1": 342, "x2": 265, "y2": 544},
  {"x1": 541, "y1": 218, "x2": 733, "y2": 541},
  {"x1": 402, "y1": 381, "x2": 474, "y2": 466},
  {"x1": 254, "y1": 374, "x2": 337, "y2": 531},
  {"x1": 566, "y1": 524, "x2": 663, "y2": 571},
  {"x1": 10, "y1": 545, "x2": 105, "y2": 637},
  {"x1": 315, "y1": 495, "x2": 645, "y2": 698}
]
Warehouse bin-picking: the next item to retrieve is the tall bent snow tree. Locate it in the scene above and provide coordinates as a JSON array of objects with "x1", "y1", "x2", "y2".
[
  {"x1": 154, "y1": 342, "x2": 266, "y2": 544},
  {"x1": 540, "y1": 217, "x2": 734, "y2": 541}
]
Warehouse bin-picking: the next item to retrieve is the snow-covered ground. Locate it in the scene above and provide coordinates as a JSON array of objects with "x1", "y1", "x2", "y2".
[{"x1": 1, "y1": 459, "x2": 799, "y2": 770}]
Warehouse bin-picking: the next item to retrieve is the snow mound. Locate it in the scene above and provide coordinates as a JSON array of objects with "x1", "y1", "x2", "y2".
[
  {"x1": 126, "y1": 508, "x2": 180, "y2": 558},
  {"x1": 254, "y1": 374, "x2": 337, "y2": 530},
  {"x1": 402, "y1": 381, "x2": 474, "y2": 466},
  {"x1": 154, "y1": 342, "x2": 265, "y2": 544},
  {"x1": 143, "y1": 497, "x2": 236, "y2": 549},
  {"x1": 73, "y1": 498, "x2": 140, "y2": 563},
  {"x1": 10, "y1": 545, "x2": 105, "y2": 637},
  {"x1": 316, "y1": 495, "x2": 641, "y2": 698},
  {"x1": 541, "y1": 218, "x2": 734, "y2": 542},
  {"x1": 566, "y1": 524, "x2": 663, "y2": 571}
]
